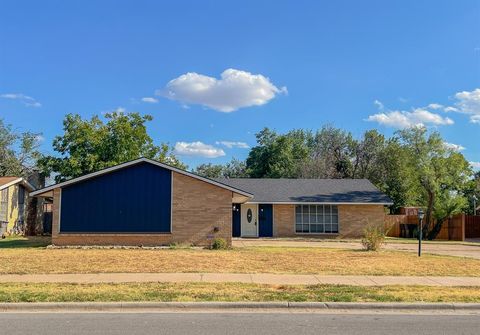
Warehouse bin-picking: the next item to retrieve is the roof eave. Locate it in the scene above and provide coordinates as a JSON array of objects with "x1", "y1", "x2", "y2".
[
  {"x1": 245, "y1": 201, "x2": 393, "y2": 205},
  {"x1": 0, "y1": 178, "x2": 35, "y2": 192},
  {"x1": 30, "y1": 158, "x2": 253, "y2": 198}
]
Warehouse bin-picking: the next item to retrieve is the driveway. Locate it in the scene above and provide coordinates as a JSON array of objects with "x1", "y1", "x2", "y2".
[{"x1": 233, "y1": 239, "x2": 480, "y2": 259}]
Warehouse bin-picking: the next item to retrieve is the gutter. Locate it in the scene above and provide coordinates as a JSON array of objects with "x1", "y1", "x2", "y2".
[{"x1": 0, "y1": 302, "x2": 479, "y2": 312}]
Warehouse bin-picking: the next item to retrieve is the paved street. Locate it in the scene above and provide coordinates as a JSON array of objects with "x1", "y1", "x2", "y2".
[{"x1": 0, "y1": 312, "x2": 478, "y2": 335}]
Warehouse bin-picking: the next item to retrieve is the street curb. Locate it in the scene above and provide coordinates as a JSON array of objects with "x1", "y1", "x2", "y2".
[{"x1": 1, "y1": 302, "x2": 480, "y2": 311}]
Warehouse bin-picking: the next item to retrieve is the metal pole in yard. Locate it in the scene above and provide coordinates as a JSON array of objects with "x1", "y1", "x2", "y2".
[{"x1": 418, "y1": 209, "x2": 424, "y2": 257}]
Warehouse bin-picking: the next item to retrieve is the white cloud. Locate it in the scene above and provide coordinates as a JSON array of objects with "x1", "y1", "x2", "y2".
[
  {"x1": 428, "y1": 103, "x2": 443, "y2": 110},
  {"x1": 157, "y1": 68, "x2": 287, "y2": 112},
  {"x1": 454, "y1": 88, "x2": 480, "y2": 113},
  {"x1": 373, "y1": 100, "x2": 384, "y2": 110},
  {"x1": 174, "y1": 141, "x2": 226, "y2": 158},
  {"x1": 366, "y1": 106, "x2": 454, "y2": 129},
  {"x1": 471, "y1": 115, "x2": 480, "y2": 124},
  {"x1": 369, "y1": 88, "x2": 480, "y2": 128},
  {"x1": 470, "y1": 161, "x2": 480, "y2": 170},
  {"x1": 443, "y1": 142, "x2": 465, "y2": 152},
  {"x1": 0, "y1": 93, "x2": 41, "y2": 107},
  {"x1": 444, "y1": 106, "x2": 458, "y2": 112},
  {"x1": 452, "y1": 88, "x2": 480, "y2": 124},
  {"x1": 215, "y1": 141, "x2": 250, "y2": 149},
  {"x1": 113, "y1": 107, "x2": 126, "y2": 113},
  {"x1": 411, "y1": 108, "x2": 454, "y2": 126},
  {"x1": 141, "y1": 97, "x2": 159, "y2": 103},
  {"x1": 102, "y1": 106, "x2": 126, "y2": 115}
]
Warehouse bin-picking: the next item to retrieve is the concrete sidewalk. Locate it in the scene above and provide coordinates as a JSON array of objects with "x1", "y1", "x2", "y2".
[{"x1": 1, "y1": 272, "x2": 479, "y2": 286}]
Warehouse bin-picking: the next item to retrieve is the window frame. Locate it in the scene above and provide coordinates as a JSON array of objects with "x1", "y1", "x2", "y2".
[
  {"x1": 0, "y1": 188, "x2": 8, "y2": 222},
  {"x1": 17, "y1": 186, "x2": 25, "y2": 222},
  {"x1": 294, "y1": 204, "x2": 339, "y2": 234},
  {"x1": 18, "y1": 186, "x2": 25, "y2": 205}
]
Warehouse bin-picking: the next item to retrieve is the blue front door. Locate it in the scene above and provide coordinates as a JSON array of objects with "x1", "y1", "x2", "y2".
[
  {"x1": 232, "y1": 204, "x2": 241, "y2": 237},
  {"x1": 258, "y1": 204, "x2": 273, "y2": 237}
]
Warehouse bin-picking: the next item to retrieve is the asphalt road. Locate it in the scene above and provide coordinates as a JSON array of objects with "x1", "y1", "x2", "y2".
[{"x1": 1, "y1": 312, "x2": 479, "y2": 335}]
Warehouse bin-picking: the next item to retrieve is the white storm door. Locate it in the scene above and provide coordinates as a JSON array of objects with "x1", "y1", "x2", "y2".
[{"x1": 241, "y1": 204, "x2": 258, "y2": 237}]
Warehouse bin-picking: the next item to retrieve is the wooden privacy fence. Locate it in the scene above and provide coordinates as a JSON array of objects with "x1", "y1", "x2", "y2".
[
  {"x1": 465, "y1": 215, "x2": 480, "y2": 238},
  {"x1": 384, "y1": 215, "x2": 406, "y2": 237},
  {"x1": 384, "y1": 214, "x2": 466, "y2": 241}
]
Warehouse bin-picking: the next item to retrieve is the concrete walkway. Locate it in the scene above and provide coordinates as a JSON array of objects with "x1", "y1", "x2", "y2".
[
  {"x1": 233, "y1": 239, "x2": 480, "y2": 259},
  {"x1": 1, "y1": 272, "x2": 479, "y2": 286}
]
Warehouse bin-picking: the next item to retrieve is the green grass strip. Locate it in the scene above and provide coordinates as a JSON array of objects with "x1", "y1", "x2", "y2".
[{"x1": 0, "y1": 282, "x2": 479, "y2": 303}]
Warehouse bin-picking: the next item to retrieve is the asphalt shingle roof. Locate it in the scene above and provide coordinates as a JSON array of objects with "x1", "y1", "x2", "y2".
[
  {"x1": 0, "y1": 177, "x2": 20, "y2": 187},
  {"x1": 215, "y1": 178, "x2": 392, "y2": 204}
]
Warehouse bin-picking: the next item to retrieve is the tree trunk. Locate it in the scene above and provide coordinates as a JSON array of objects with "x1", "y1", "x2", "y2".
[
  {"x1": 427, "y1": 217, "x2": 444, "y2": 240},
  {"x1": 423, "y1": 191, "x2": 434, "y2": 238}
]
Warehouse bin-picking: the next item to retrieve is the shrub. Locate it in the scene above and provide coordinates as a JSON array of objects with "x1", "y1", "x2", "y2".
[
  {"x1": 211, "y1": 238, "x2": 228, "y2": 250},
  {"x1": 361, "y1": 224, "x2": 385, "y2": 251}
]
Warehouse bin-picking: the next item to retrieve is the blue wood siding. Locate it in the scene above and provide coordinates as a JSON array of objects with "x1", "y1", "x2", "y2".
[
  {"x1": 232, "y1": 204, "x2": 241, "y2": 237},
  {"x1": 259, "y1": 204, "x2": 273, "y2": 237},
  {"x1": 60, "y1": 162, "x2": 171, "y2": 233}
]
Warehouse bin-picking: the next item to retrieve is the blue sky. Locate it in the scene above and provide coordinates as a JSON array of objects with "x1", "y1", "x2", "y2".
[{"x1": 1, "y1": 0, "x2": 479, "y2": 169}]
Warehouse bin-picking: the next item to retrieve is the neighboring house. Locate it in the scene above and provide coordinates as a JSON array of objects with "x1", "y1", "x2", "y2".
[
  {"x1": 30, "y1": 158, "x2": 391, "y2": 246},
  {"x1": 0, "y1": 177, "x2": 35, "y2": 235}
]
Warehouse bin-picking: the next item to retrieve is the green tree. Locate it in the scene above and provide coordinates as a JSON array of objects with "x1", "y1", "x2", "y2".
[
  {"x1": 246, "y1": 128, "x2": 313, "y2": 178},
  {"x1": 467, "y1": 172, "x2": 480, "y2": 214},
  {"x1": 40, "y1": 111, "x2": 185, "y2": 182},
  {"x1": 194, "y1": 163, "x2": 224, "y2": 178},
  {"x1": 376, "y1": 138, "x2": 416, "y2": 213},
  {"x1": 300, "y1": 125, "x2": 353, "y2": 178},
  {"x1": 218, "y1": 124, "x2": 474, "y2": 222},
  {"x1": 397, "y1": 127, "x2": 472, "y2": 236},
  {"x1": 431, "y1": 190, "x2": 468, "y2": 240},
  {"x1": 223, "y1": 158, "x2": 248, "y2": 178},
  {"x1": 194, "y1": 158, "x2": 248, "y2": 178},
  {"x1": 475, "y1": 172, "x2": 480, "y2": 214},
  {"x1": 0, "y1": 119, "x2": 42, "y2": 177},
  {"x1": 245, "y1": 128, "x2": 279, "y2": 178},
  {"x1": 350, "y1": 130, "x2": 385, "y2": 182}
]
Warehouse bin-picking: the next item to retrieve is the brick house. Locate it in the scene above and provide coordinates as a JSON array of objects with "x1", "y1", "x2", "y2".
[{"x1": 30, "y1": 158, "x2": 391, "y2": 246}]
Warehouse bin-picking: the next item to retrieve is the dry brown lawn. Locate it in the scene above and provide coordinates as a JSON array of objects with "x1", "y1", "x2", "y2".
[{"x1": 0, "y1": 246, "x2": 479, "y2": 276}]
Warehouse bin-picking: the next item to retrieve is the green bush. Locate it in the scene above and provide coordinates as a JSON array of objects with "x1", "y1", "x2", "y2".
[
  {"x1": 168, "y1": 242, "x2": 179, "y2": 249},
  {"x1": 211, "y1": 238, "x2": 228, "y2": 250},
  {"x1": 361, "y1": 224, "x2": 385, "y2": 251}
]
